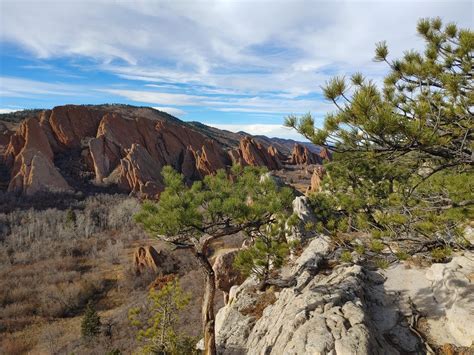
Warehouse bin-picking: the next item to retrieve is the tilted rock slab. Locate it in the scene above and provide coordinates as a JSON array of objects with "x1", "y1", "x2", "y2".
[
  {"x1": 215, "y1": 236, "x2": 415, "y2": 354},
  {"x1": 229, "y1": 137, "x2": 283, "y2": 170},
  {"x1": 289, "y1": 143, "x2": 323, "y2": 165}
]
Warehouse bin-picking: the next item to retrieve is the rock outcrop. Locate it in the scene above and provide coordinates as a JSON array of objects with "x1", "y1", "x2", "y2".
[
  {"x1": 382, "y1": 254, "x2": 474, "y2": 348},
  {"x1": 319, "y1": 147, "x2": 332, "y2": 161},
  {"x1": 6, "y1": 118, "x2": 71, "y2": 195},
  {"x1": 48, "y1": 106, "x2": 103, "y2": 149},
  {"x1": 1, "y1": 106, "x2": 234, "y2": 197},
  {"x1": 1, "y1": 105, "x2": 324, "y2": 196},
  {"x1": 117, "y1": 143, "x2": 163, "y2": 198},
  {"x1": 213, "y1": 249, "x2": 246, "y2": 304},
  {"x1": 285, "y1": 196, "x2": 317, "y2": 244},
  {"x1": 289, "y1": 143, "x2": 323, "y2": 165},
  {"x1": 133, "y1": 245, "x2": 177, "y2": 275},
  {"x1": 214, "y1": 234, "x2": 474, "y2": 354},
  {"x1": 87, "y1": 112, "x2": 233, "y2": 195},
  {"x1": 215, "y1": 236, "x2": 409, "y2": 354},
  {"x1": 307, "y1": 165, "x2": 326, "y2": 194},
  {"x1": 229, "y1": 137, "x2": 283, "y2": 170}
]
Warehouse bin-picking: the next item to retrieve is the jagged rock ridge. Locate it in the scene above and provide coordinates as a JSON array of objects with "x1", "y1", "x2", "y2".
[{"x1": 0, "y1": 105, "x2": 329, "y2": 197}]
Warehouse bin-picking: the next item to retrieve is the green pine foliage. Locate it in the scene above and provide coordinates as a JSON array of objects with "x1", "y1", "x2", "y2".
[
  {"x1": 135, "y1": 164, "x2": 294, "y2": 250},
  {"x1": 234, "y1": 234, "x2": 289, "y2": 282},
  {"x1": 128, "y1": 279, "x2": 195, "y2": 355},
  {"x1": 285, "y1": 18, "x2": 473, "y2": 254},
  {"x1": 81, "y1": 302, "x2": 101, "y2": 341},
  {"x1": 134, "y1": 165, "x2": 294, "y2": 353}
]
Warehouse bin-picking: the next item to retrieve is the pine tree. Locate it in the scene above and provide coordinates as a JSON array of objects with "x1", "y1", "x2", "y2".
[
  {"x1": 135, "y1": 165, "x2": 294, "y2": 355},
  {"x1": 128, "y1": 278, "x2": 193, "y2": 355},
  {"x1": 285, "y1": 18, "x2": 473, "y2": 255},
  {"x1": 81, "y1": 302, "x2": 101, "y2": 342}
]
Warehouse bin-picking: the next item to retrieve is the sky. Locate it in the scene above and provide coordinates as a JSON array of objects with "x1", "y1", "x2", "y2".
[{"x1": 0, "y1": 0, "x2": 472, "y2": 139}]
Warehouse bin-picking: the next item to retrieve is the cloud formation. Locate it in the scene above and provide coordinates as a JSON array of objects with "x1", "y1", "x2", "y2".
[{"x1": 0, "y1": 0, "x2": 472, "y2": 137}]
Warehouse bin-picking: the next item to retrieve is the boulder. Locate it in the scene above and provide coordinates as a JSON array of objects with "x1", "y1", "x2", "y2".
[{"x1": 213, "y1": 249, "x2": 246, "y2": 304}]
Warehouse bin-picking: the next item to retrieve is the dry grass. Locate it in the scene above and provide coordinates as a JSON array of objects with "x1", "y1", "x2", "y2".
[{"x1": 0, "y1": 193, "x2": 229, "y2": 354}]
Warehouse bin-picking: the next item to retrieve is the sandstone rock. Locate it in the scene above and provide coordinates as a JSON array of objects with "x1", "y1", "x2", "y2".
[
  {"x1": 6, "y1": 118, "x2": 71, "y2": 195},
  {"x1": 267, "y1": 145, "x2": 285, "y2": 165},
  {"x1": 286, "y1": 196, "x2": 318, "y2": 244},
  {"x1": 133, "y1": 246, "x2": 176, "y2": 275},
  {"x1": 117, "y1": 143, "x2": 163, "y2": 198},
  {"x1": 213, "y1": 249, "x2": 246, "y2": 304},
  {"x1": 319, "y1": 147, "x2": 332, "y2": 161},
  {"x1": 383, "y1": 253, "x2": 474, "y2": 348},
  {"x1": 290, "y1": 143, "x2": 322, "y2": 165},
  {"x1": 214, "y1": 236, "x2": 402, "y2": 354},
  {"x1": 181, "y1": 146, "x2": 200, "y2": 182},
  {"x1": 232, "y1": 137, "x2": 283, "y2": 170},
  {"x1": 90, "y1": 113, "x2": 230, "y2": 188},
  {"x1": 195, "y1": 139, "x2": 230, "y2": 176},
  {"x1": 6, "y1": 118, "x2": 53, "y2": 164},
  {"x1": 8, "y1": 149, "x2": 72, "y2": 195},
  {"x1": 48, "y1": 105, "x2": 103, "y2": 149},
  {"x1": 228, "y1": 148, "x2": 247, "y2": 167},
  {"x1": 0, "y1": 122, "x2": 13, "y2": 150},
  {"x1": 307, "y1": 165, "x2": 326, "y2": 194}
]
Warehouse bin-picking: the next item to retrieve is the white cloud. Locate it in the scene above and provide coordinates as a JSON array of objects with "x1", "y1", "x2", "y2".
[
  {"x1": 0, "y1": 108, "x2": 21, "y2": 114},
  {"x1": 1, "y1": 0, "x2": 472, "y2": 119},
  {"x1": 152, "y1": 106, "x2": 186, "y2": 116},
  {"x1": 204, "y1": 123, "x2": 306, "y2": 141},
  {"x1": 102, "y1": 87, "x2": 333, "y2": 115},
  {"x1": 100, "y1": 89, "x2": 205, "y2": 106},
  {"x1": 0, "y1": 76, "x2": 81, "y2": 97}
]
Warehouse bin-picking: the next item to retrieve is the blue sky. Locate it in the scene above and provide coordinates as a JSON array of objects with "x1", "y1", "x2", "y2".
[{"x1": 0, "y1": 0, "x2": 472, "y2": 139}]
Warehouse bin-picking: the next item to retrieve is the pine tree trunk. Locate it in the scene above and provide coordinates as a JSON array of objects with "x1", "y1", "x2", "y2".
[
  {"x1": 195, "y1": 239, "x2": 217, "y2": 355},
  {"x1": 202, "y1": 265, "x2": 216, "y2": 355}
]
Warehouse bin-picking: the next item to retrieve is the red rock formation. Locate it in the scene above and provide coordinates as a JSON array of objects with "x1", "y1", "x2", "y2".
[
  {"x1": 48, "y1": 106, "x2": 103, "y2": 149},
  {"x1": 117, "y1": 143, "x2": 163, "y2": 198},
  {"x1": 6, "y1": 118, "x2": 71, "y2": 195},
  {"x1": 268, "y1": 145, "x2": 286, "y2": 162},
  {"x1": 228, "y1": 148, "x2": 248, "y2": 167},
  {"x1": 290, "y1": 143, "x2": 322, "y2": 165},
  {"x1": 89, "y1": 113, "x2": 231, "y2": 197},
  {"x1": 195, "y1": 139, "x2": 229, "y2": 176},
  {"x1": 319, "y1": 147, "x2": 332, "y2": 161},
  {"x1": 133, "y1": 245, "x2": 177, "y2": 276},
  {"x1": 0, "y1": 123, "x2": 13, "y2": 151},
  {"x1": 229, "y1": 137, "x2": 282, "y2": 170},
  {"x1": 1, "y1": 105, "x2": 293, "y2": 197},
  {"x1": 307, "y1": 165, "x2": 326, "y2": 194}
]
